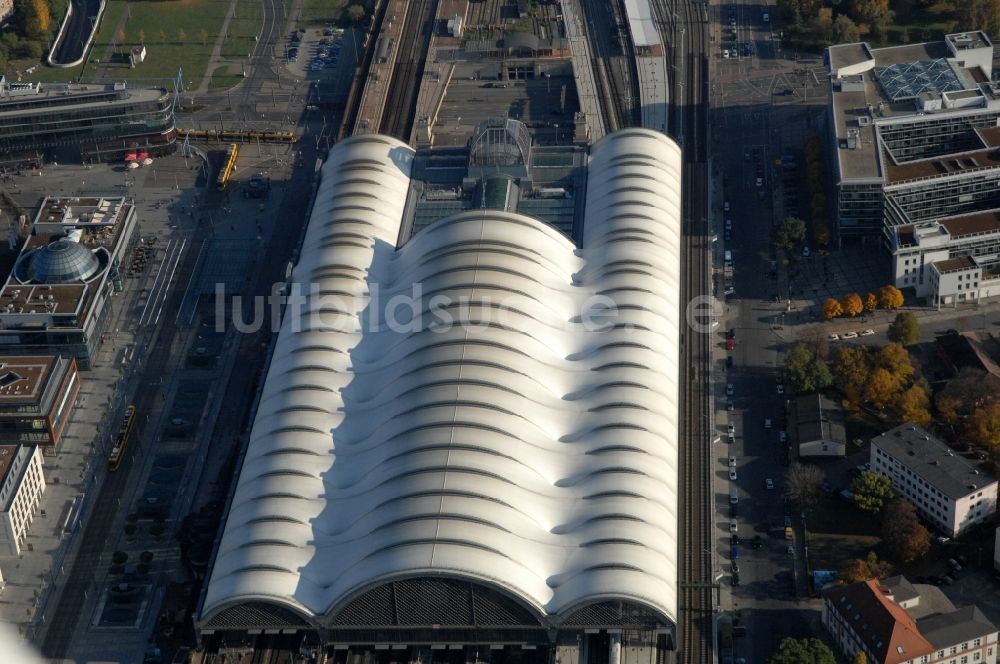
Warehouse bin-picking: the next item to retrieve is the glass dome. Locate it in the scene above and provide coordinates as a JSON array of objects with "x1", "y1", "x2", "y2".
[{"x1": 24, "y1": 240, "x2": 102, "y2": 284}]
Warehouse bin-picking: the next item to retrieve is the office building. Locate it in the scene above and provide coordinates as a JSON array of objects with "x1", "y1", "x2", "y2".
[
  {"x1": 0, "y1": 76, "x2": 176, "y2": 163},
  {"x1": 827, "y1": 31, "x2": 1000, "y2": 245},
  {"x1": 0, "y1": 355, "x2": 79, "y2": 449},
  {"x1": 0, "y1": 445, "x2": 45, "y2": 557},
  {"x1": 824, "y1": 577, "x2": 998, "y2": 664},
  {"x1": 890, "y1": 211, "x2": 1000, "y2": 306},
  {"x1": 0, "y1": 196, "x2": 139, "y2": 369},
  {"x1": 870, "y1": 423, "x2": 998, "y2": 537},
  {"x1": 197, "y1": 127, "x2": 683, "y2": 658}
]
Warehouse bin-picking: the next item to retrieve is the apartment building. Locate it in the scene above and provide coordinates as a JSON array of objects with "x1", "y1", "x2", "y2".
[
  {"x1": 0, "y1": 445, "x2": 45, "y2": 557},
  {"x1": 824, "y1": 577, "x2": 998, "y2": 664},
  {"x1": 870, "y1": 423, "x2": 997, "y2": 537},
  {"x1": 827, "y1": 31, "x2": 1000, "y2": 245}
]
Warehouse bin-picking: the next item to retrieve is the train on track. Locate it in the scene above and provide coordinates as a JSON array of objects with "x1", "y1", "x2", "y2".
[{"x1": 108, "y1": 404, "x2": 137, "y2": 471}]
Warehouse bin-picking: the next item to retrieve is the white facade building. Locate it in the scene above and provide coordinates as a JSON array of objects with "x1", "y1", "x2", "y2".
[
  {"x1": 0, "y1": 445, "x2": 45, "y2": 557},
  {"x1": 871, "y1": 424, "x2": 997, "y2": 537},
  {"x1": 891, "y1": 210, "x2": 1000, "y2": 306}
]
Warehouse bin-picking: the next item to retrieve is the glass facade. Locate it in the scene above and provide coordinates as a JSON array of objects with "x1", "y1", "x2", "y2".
[
  {"x1": 878, "y1": 112, "x2": 1000, "y2": 163},
  {"x1": 0, "y1": 88, "x2": 176, "y2": 161}
]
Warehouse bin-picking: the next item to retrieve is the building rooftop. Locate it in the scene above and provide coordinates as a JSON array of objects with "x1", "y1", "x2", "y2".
[
  {"x1": 917, "y1": 605, "x2": 997, "y2": 650},
  {"x1": 946, "y1": 31, "x2": 993, "y2": 53},
  {"x1": 873, "y1": 423, "x2": 997, "y2": 500},
  {"x1": 0, "y1": 197, "x2": 134, "y2": 325},
  {"x1": 0, "y1": 356, "x2": 58, "y2": 405},
  {"x1": 829, "y1": 34, "x2": 996, "y2": 184},
  {"x1": 794, "y1": 392, "x2": 846, "y2": 446},
  {"x1": 824, "y1": 579, "x2": 934, "y2": 664},
  {"x1": 882, "y1": 575, "x2": 920, "y2": 605},
  {"x1": 0, "y1": 81, "x2": 167, "y2": 119},
  {"x1": 932, "y1": 255, "x2": 978, "y2": 274},
  {"x1": 828, "y1": 42, "x2": 873, "y2": 74}
]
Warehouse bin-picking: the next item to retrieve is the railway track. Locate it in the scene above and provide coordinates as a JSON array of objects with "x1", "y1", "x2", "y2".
[
  {"x1": 579, "y1": 0, "x2": 640, "y2": 132},
  {"x1": 658, "y1": 0, "x2": 713, "y2": 660},
  {"x1": 378, "y1": 0, "x2": 438, "y2": 140},
  {"x1": 341, "y1": 0, "x2": 391, "y2": 138}
]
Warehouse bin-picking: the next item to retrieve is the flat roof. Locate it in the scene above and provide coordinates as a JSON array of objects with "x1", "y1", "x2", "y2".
[
  {"x1": 0, "y1": 197, "x2": 134, "y2": 323},
  {"x1": 883, "y1": 146, "x2": 1000, "y2": 183},
  {"x1": 873, "y1": 423, "x2": 997, "y2": 500},
  {"x1": 940, "y1": 209, "x2": 1000, "y2": 237},
  {"x1": 933, "y1": 256, "x2": 978, "y2": 273},
  {"x1": 828, "y1": 43, "x2": 872, "y2": 72},
  {"x1": 0, "y1": 356, "x2": 58, "y2": 405},
  {"x1": 946, "y1": 31, "x2": 992, "y2": 52},
  {"x1": 0, "y1": 84, "x2": 166, "y2": 119},
  {"x1": 623, "y1": 0, "x2": 661, "y2": 49}
]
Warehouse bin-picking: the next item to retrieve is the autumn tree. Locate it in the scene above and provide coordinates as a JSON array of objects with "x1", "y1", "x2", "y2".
[
  {"x1": 784, "y1": 463, "x2": 826, "y2": 512},
  {"x1": 839, "y1": 551, "x2": 892, "y2": 583},
  {"x1": 823, "y1": 297, "x2": 843, "y2": 319},
  {"x1": 866, "y1": 367, "x2": 899, "y2": 410},
  {"x1": 873, "y1": 343, "x2": 914, "y2": 383},
  {"x1": 894, "y1": 384, "x2": 931, "y2": 426},
  {"x1": 882, "y1": 499, "x2": 931, "y2": 564},
  {"x1": 864, "y1": 292, "x2": 877, "y2": 313},
  {"x1": 969, "y1": 402, "x2": 1000, "y2": 452},
  {"x1": 852, "y1": 650, "x2": 869, "y2": 664},
  {"x1": 887, "y1": 311, "x2": 920, "y2": 345},
  {"x1": 879, "y1": 284, "x2": 904, "y2": 310},
  {"x1": 851, "y1": 471, "x2": 894, "y2": 513},
  {"x1": 785, "y1": 343, "x2": 833, "y2": 394},
  {"x1": 24, "y1": 0, "x2": 52, "y2": 40},
  {"x1": 842, "y1": 293, "x2": 864, "y2": 318},
  {"x1": 833, "y1": 346, "x2": 870, "y2": 391},
  {"x1": 936, "y1": 367, "x2": 1000, "y2": 423}
]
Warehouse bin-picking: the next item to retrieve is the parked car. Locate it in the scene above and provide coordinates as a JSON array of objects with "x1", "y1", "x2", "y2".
[
  {"x1": 726, "y1": 384, "x2": 735, "y2": 396},
  {"x1": 730, "y1": 520, "x2": 738, "y2": 533},
  {"x1": 765, "y1": 478, "x2": 774, "y2": 490},
  {"x1": 764, "y1": 418, "x2": 772, "y2": 429},
  {"x1": 842, "y1": 331, "x2": 859, "y2": 339},
  {"x1": 859, "y1": 329, "x2": 875, "y2": 336},
  {"x1": 828, "y1": 333, "x2": 840, "y2": 342},
  {"x1": 729, "y1": 456, "x2": 737, "y2": 468},
  {"x1": 776, "y1": 384, "x2": 784, "y2": 395},
  {"x1": 778, "y1": 430, "x2": 787, "y2": 443},
  {"x1": 729, "y1": 468, "x2": 738, "y2": 481},
  {"x1": 728, "y1": 423, "x2": 736, "y2": 436}
]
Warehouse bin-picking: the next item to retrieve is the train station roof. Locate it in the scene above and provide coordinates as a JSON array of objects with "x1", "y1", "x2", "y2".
[{"x1": 200, "y1": 130, "x2": 683, "y2": 631}]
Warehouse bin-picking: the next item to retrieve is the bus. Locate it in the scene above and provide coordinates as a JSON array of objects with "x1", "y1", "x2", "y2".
[
  {"x1": 216, "y1": 143, "x2": 239, "y2": 191},
  {"x1": 109, "y1": 404, "x2": 137, "y2": 471}
]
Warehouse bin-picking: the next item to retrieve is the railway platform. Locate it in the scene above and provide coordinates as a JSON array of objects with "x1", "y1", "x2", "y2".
[{"x1": 562, "y1": 0, "x2": 605, "y2": 143}]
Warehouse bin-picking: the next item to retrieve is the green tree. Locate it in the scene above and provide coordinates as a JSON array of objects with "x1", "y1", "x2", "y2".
[
  {"x1": 783, "y1": 463, "x2": 826, "y2": 512},
  {"x1": 833, "y1": 14, "x2": 861, "y2": 43},
  {"x1": 784, "y1": 343, "x2": 832, "y2": 393},
  {"x1": 347, "y1": 4, "x2": 366, "y2": 22},
  {"x1": 882, "y1": 498, "x2": 931, "y2": 564},
  {"x1": 887, "y1": 311, "x2": 919, "y2": 345},
  {"x1": 768, "y1": 637, "x2": 836, "y2": 664},
  {"x1": 957, "y1": 0, "x2": 1000, "y2": 39},
  {"x1": 773, "y1": 217, "x2": 807, "y2": 255},
  {"x1": 851, "y1": 471, "x2": 894, "y2": 513}
]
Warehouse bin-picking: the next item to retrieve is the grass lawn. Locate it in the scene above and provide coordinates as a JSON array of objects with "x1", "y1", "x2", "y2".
[
  {"x1": 805, "y1": 494, "x2": 883, "y2": 570},
  {"x1": 207, "y1": 63, "x2": 245, "y2": 91},
  {"x1": 299, "y1": 0, "x2": 348, "y2": 26},
  {"x1": 222, "y1": 1, "x2": 264, "y2": 59}
]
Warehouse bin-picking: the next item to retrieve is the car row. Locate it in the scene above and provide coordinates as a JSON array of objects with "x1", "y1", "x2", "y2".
[{"x1": 828, "y1": 329, "x2": 875, "y2": 341}]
